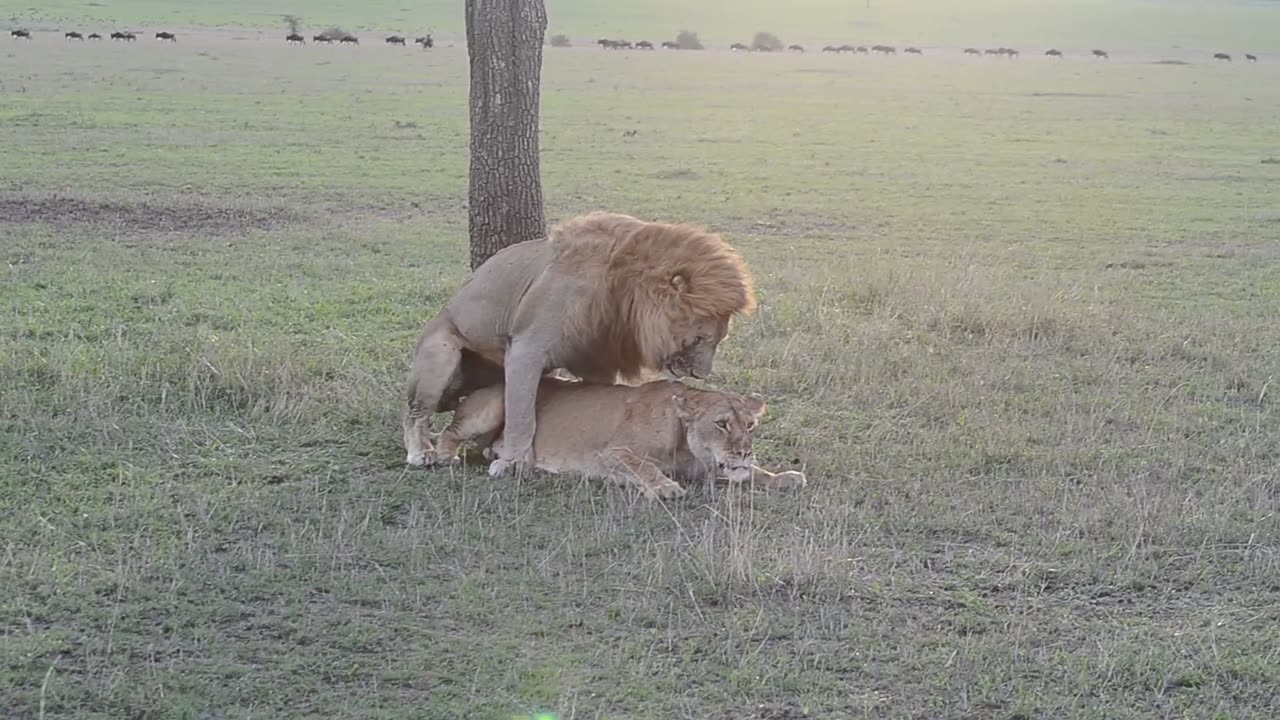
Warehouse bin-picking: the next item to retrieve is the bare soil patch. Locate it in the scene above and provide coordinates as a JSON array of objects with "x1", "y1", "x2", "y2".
[{"x1": 0, "y1": 195, "x2": 294, "y2": 234}]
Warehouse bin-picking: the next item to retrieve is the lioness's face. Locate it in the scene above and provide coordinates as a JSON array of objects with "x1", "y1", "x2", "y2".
[
  {"x1": 664, "y1": 316, "x2": 730, "y2": 380},
  {"x1": 674, "y1": 391, "x2": 767, "y2": 483}
]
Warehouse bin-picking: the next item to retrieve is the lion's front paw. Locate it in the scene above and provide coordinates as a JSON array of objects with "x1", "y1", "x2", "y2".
[
  {"x1": 406, "y1": 451, "x2": 430, "y2": 467},
  {"x1": 488, "y1": 458, "x2": 534, "y2": 478}
]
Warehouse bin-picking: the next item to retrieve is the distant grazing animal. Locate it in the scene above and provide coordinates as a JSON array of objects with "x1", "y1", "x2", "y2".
[
  {"x1": 313, "y1": 34, "x2": 333, "y2": 43},
  {"x1": 11, "y1": 29, "x2": 31, "y2": 39},
  {"x1": 339, "y1": 35, "x2": 359, "y2": 45},
  {"x1": 1213, "y1": 52, "x2": 1231, "y2": 61},
  {"x1": 1045, "y1": 49, "x2": 1062, "y2": 58},
  {"x1": 385, "y1": 35, "x2": 406, "y2": 46},
  {"x1": 821, "y1": 45, "x2": 837, "y2": 53},
  {"x1": 286, "y1": 33, "x2": 305, "y2": 44},
  {"x1": 873, "y1": 45, "x2": 896, "y2": 55},
  {"x1": 1245, "y1": 53, "x2": 1256, "y2": 62},
  {"x1": 65, "y1": 31, "x2": 84, "y2": 40},
  {"x1": 964, "y1": 47, "x2": 981, "y2": 55},
  {"x1": 855, "y1": 46, "x2": 869, "y2": 54},
  {"x1": 430, "y1": 379, "x2": 806, "y2": 500},
  {"x1": 155, "y1": 31, "x2": 176, "y2": 42},
  {"x1": 661, "y1": 40, "x2": 678, "y2": 49},
  {"x1": 415, "y1": 35, "x2": 433, "y2": 48},
  {"x1": 111, "y1": 31, "x2": 137, "y2": 41},
  {"x1": 730, "y1": 42, "x2": 749, "y2": 51},
  {"x1": 836, "y1": 44, "x2": 856, "y2": 54},
  {"x1": 402, "y1": 211, "x2": 757, "y2": 474},
  {"x1": 1092, "y1": 49, "x2": 1109, "y2": 59},
  {"x1": 635, "y1": 40, "x2": 654, "y2": 50},
  {"x1": 788, "y1": 44, "x2": 804, "y2": 52},
  {"x1": 87, "y1": 33, "x2": 101, "y2": 40},
  {"x1": 904, "y1": 47, "x2": 922, "y2": 55},
  {"x1": 1001, "y1": 47, "x2": 1019, "y2": 58},
  {"x1": 984, "y1": 48, "x2": 1000, "y2": 55}
]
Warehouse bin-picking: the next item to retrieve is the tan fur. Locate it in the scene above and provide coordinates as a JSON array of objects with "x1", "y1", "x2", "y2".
[
  {"x1": 434, "y1": 379, "x2": 807, "y2": 499},
  {"x1": 403, "y1": 212, "x2": 757, "y2": 469}
]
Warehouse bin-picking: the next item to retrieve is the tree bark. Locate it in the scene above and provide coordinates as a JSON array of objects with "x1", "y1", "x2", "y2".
[{"x1": 464, "y1": 0, "x2": 548, "y2": 270}]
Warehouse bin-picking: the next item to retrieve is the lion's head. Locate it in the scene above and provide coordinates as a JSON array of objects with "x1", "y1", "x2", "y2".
[
  {"x1": 553, "y1": 212, "x2": 756, "y2": 383},
  {"x1": 673, "y1": 388, "x2": 767, "y2": 483}
]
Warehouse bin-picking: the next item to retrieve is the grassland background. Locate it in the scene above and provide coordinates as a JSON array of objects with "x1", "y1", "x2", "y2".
[
  {"x1": 7, "y1": 0, "x2": 1280, "y2": 50},
  {"x1": 3, "y1": 1, "x2": 1280, "y2": 718}
]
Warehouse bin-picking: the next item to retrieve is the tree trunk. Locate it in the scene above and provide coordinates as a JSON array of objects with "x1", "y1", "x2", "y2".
[{"x1": 464, "y1": 0, "x2": 548, "y2": 270}]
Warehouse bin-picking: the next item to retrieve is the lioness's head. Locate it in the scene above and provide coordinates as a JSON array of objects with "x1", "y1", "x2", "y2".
[
  {"x1": 662, "y1": 314, "x2": 730, "y2": 380},
  {"x1": 673, "y1": 388, "x2": 767, "y2": 483}
]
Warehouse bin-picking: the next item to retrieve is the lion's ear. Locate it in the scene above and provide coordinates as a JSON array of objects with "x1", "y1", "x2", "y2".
[
  {"x1": 744, "y1": 393, "x2": 767, "y2": 419},
  {"x1": 670, "y1": 273, "x2": 689, "y2": 293}
]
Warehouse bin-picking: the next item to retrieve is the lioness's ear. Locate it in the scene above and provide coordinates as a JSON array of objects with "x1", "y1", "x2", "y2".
[
  {"x1": 744, "y1": 393, "x2": 767, "y2": 419},
  {"x1": 672, "y1": 393, "x2": 692, "y2": 419},
  {"x1": 670, "y1": 273, "x2": 689, "y2": 293}
]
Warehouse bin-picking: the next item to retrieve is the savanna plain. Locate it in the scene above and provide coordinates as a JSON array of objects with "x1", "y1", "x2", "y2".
[{"x1": 2, "y1": 2, "x2": 1279, "y2": 718}]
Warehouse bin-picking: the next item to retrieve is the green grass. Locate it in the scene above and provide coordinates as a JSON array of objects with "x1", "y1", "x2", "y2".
[{"x1": 3, "y1": 15, "x2": 1280, "y2": 720}]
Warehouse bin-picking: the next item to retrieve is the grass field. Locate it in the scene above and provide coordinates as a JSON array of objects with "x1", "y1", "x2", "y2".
[{"x1": 3, "y1": 8, "x2": 1280, "y2": 720}]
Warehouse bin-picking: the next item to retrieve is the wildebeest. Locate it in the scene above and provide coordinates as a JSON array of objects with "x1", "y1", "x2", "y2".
[
  {"x1": 984, "y1": 48, "x2": 1000, "y2": 55},
  {"x1": 87, "y1": 32, "x2": 101, "y2": 40},
  {"x1": 313, "y1": 34, "x2": 333, "y2": 43},
  {"x1": 635, "y1": 40, "x2": 654, "y2": 50},
  {"x1": 661, "y1": 40, "x2": 678, "y2": 49},
  {"x1": 872, "y1": 45, "x2": 896, "y2": 54},
  {"x1": 11, "y1": 29, "x2": 31, "y2": 39},
  {"x1": 788, "y1": 44, "x2": 804, "y2": 52},
  {"x1": 904, "y1": 47, "x2": 922, "y2": 55},
  {"x1": 855, "y1": 46, "x2": 869, "y2": 54},
  {"x1": 730, "y1": 42, "x2": 749, "y2": 51},
  {"x1": 286, "y1": 33, "x2": 305, "y2": 44},
  {"x1": 964, "y1": 47, "x2": 981, "y2": 55},
  {"x1": 821, "y1": 45, "x2": 837, "y2": 53},
  {"x1": 999, "y1": 47, "x2": 1018, "y2": 58},
  {"x1": 155, "y1": 31, "x2": 176, "y2": 42},
  {"x1": 415, "y1": 35, "x2": 433, "y2": 48},
  {"x1": 1092, "y1": 49, "x2": 1109, "y2": 59},
  {"x1": 339, "y1": 35, "x2": 359, "y2": 45},
  {"x1": 1213, "y1": 52, "x2": 1231, "y2": 61},
  {"x1": 1245, "y1": 53, "x2": 1257, "y2": 62},
  {"x1": 65, "y1": 31, "x2": 84, "y2": 40},
  {"x1": 385, "y1": 35, "x2": 406, "y2": 46},
  {"x1": 111, "y1": 31, "x2": 136, "y2": 41},
  {"x1": 1045, "y1": 49, "x2": 1062, "y2": 58}
]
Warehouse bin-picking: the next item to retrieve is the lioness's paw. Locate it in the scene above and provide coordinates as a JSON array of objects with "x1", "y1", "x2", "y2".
[
  {"x1": 406, "y1": 451, "x2": 430, "y2": 467},
  {"x1": 646, "y1": 481, "x2": 687, "y2": 500},
  {"x1": 769, "y1": 471, "x2": 807, "y2": 489}
]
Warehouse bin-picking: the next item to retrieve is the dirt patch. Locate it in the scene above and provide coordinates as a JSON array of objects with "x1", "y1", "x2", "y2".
[{"x1": 0, "y1": 196, "x2": 294, "y2": 234}]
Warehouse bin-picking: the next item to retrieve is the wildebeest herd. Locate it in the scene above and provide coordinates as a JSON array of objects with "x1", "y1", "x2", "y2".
[
  {"x1": 7, "y1": 27, "x2": 435, "y2": 49},
  {"x1": 5, "y1": 27, "x2": 1264, "y2": 64},
  {"x1": 592, "y1": 36, "x2": 1261, "y2": 63}
]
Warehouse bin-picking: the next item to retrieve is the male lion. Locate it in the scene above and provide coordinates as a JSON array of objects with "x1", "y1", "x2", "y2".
[
  {"x1": 404, "y1": 212, "x2": 757, "y2": 472},
  {"x1": 432, "y1": 379, "x2": 807, "y2": 499}
]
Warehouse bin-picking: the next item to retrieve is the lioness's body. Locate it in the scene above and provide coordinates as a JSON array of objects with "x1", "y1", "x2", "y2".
[
  {"x1": 404, "y1": 212, "x2": 756, "y2": 471},
  {"x1": 433, "y1": 380, "x2": 806, "y2": 499}
]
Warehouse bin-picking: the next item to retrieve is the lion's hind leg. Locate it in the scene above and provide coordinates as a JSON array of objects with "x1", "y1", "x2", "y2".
[
  {"x1": 404, "y1": 316, "x2": 465, "y2": 466},
  {"x1": 602, "y1": 449, "x2": 686, "y2": 500},
  {"x1": 435, "y1": 385, "x2": 506, "y2": 466}
]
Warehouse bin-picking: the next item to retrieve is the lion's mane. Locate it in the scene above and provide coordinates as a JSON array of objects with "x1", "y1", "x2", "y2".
[{"x1": 552, "y1": 212, "x2": 756, "y2": 380}]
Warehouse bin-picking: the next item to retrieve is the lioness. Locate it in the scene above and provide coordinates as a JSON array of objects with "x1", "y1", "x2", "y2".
[
  {"x1": 404, "y1": 212, "x2": 756, "y2": 474},
  {"x1": 431, "y1": 379, "x2": 807, "y2": 499}
]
